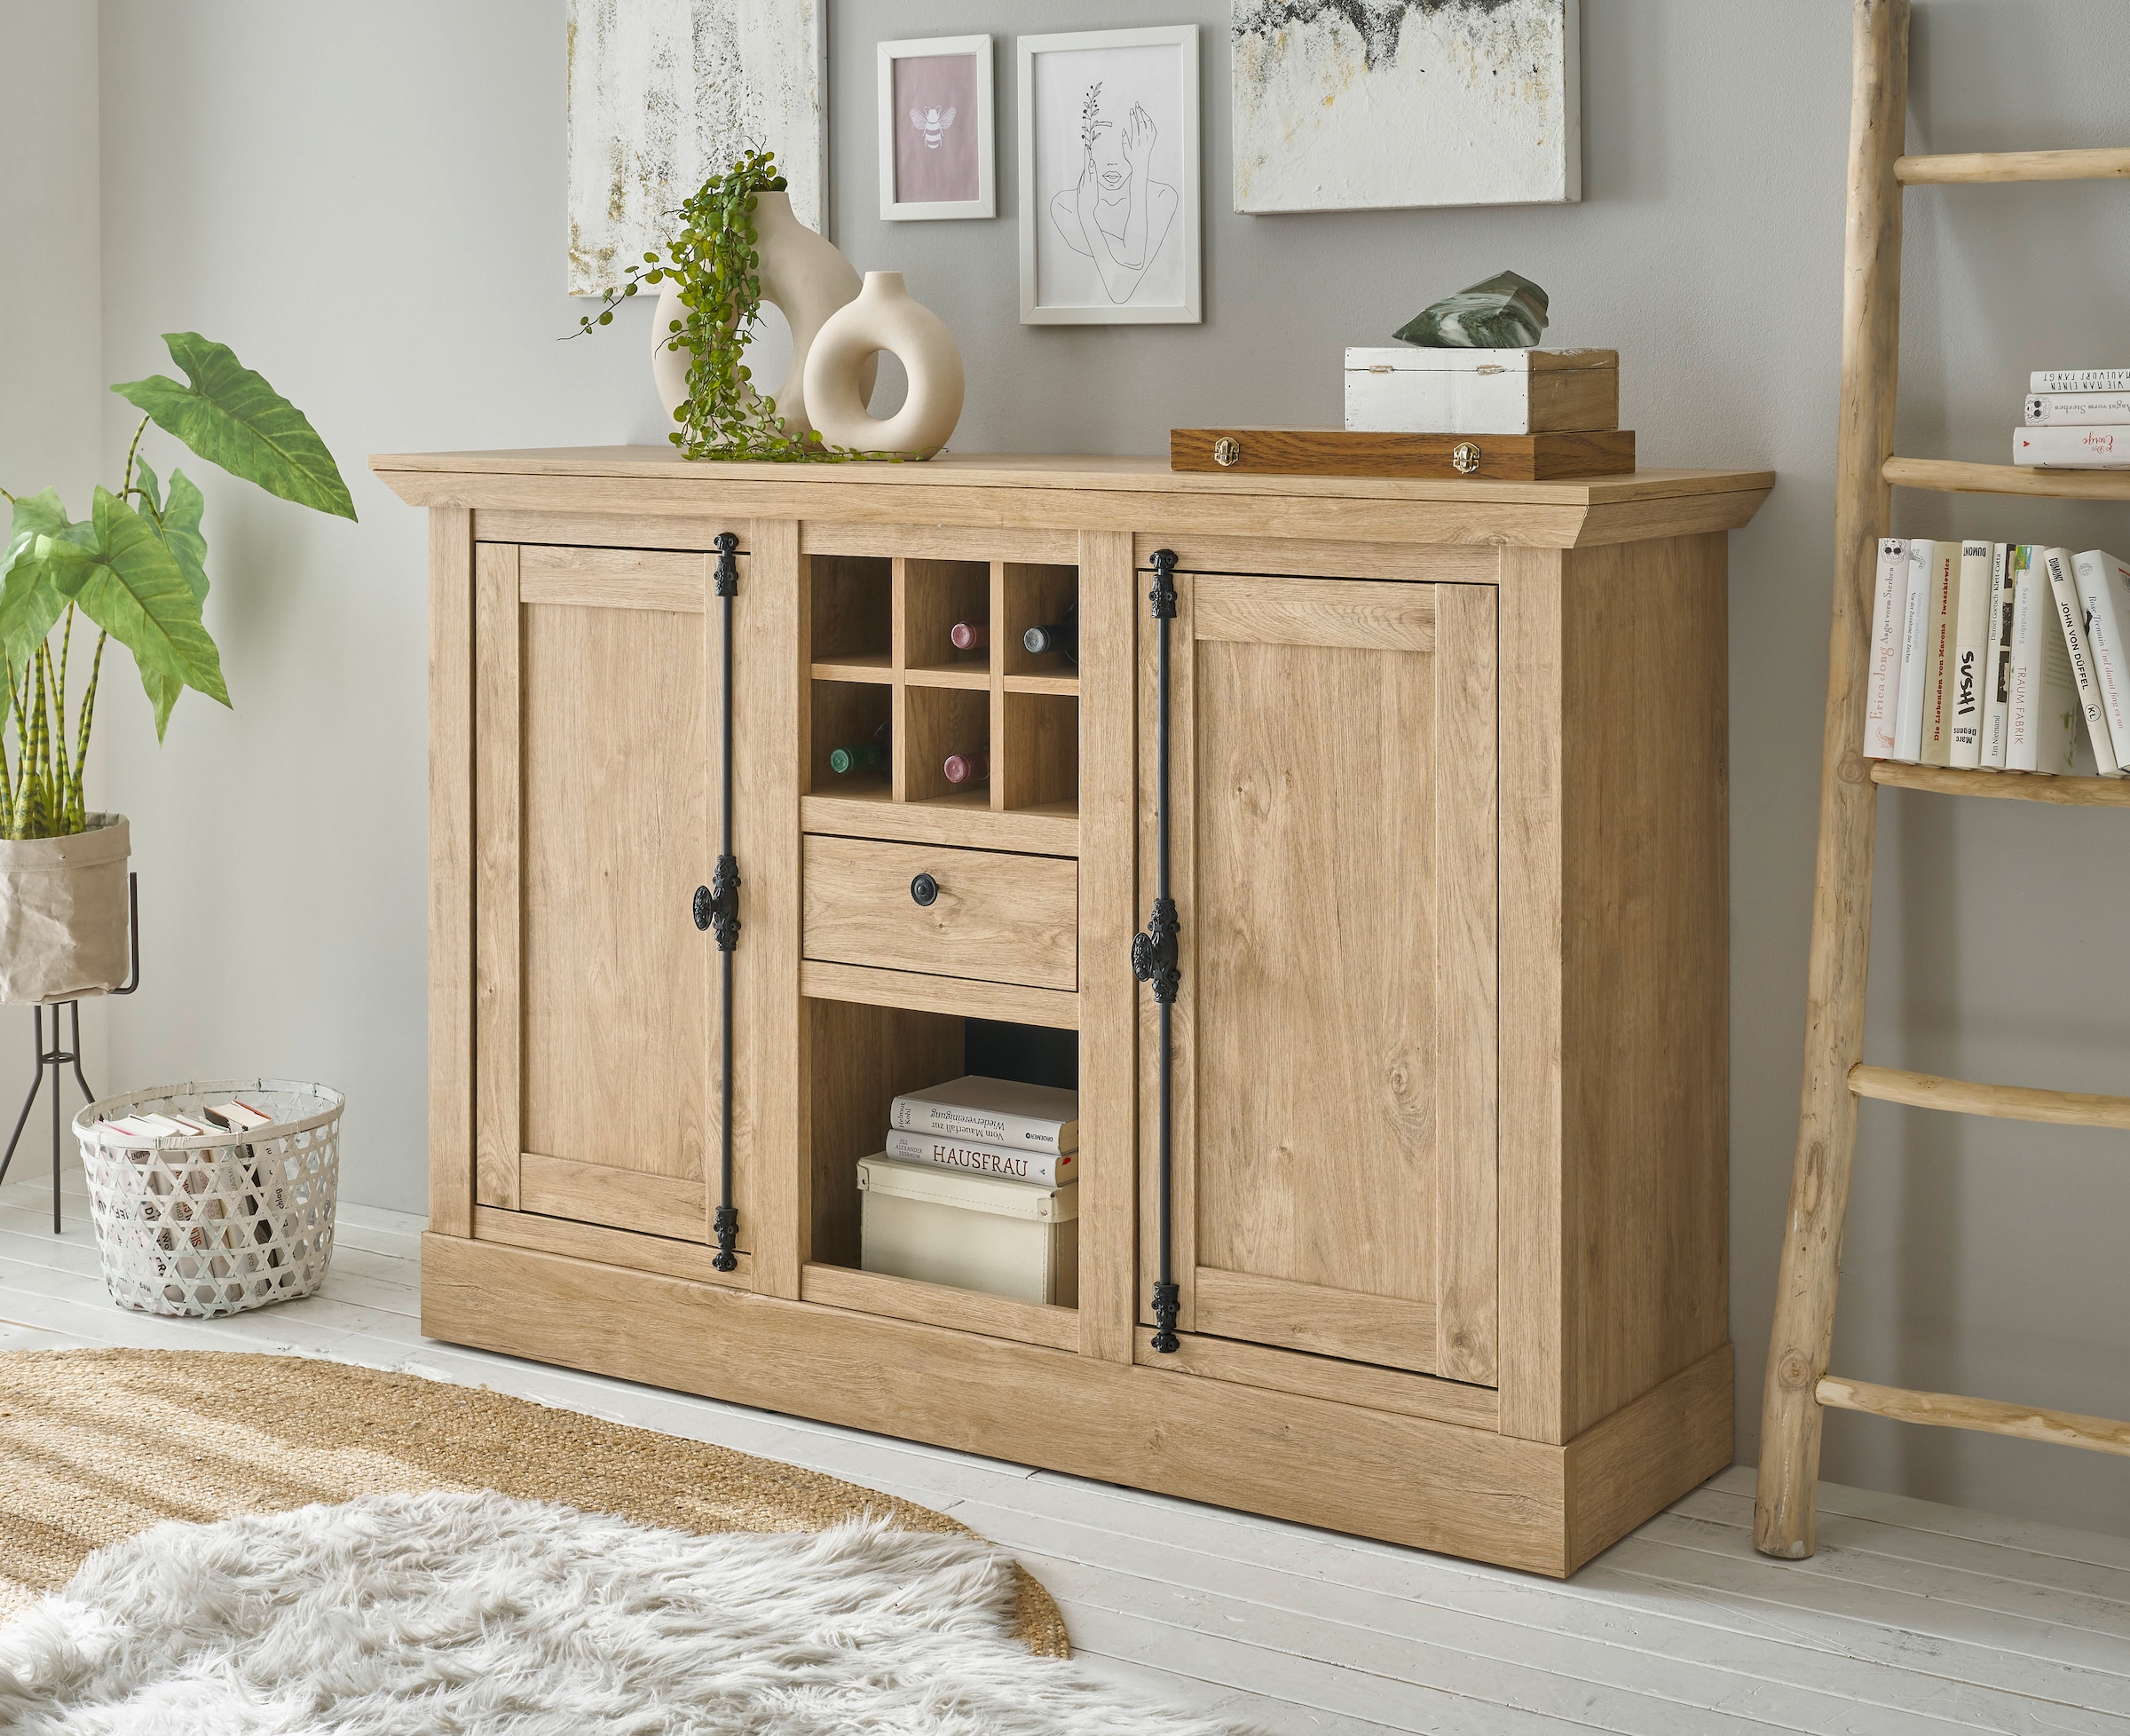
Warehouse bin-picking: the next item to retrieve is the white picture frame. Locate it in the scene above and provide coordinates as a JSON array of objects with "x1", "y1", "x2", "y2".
[
  {"x1": 1018, "y1": 26, "x2": 1201, "y2": 326},
  {"x1": 878, "y1": 35, "x2": 996, "y2": 221}
]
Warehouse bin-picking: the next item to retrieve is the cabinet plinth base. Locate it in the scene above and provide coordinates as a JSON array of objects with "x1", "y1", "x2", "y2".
[{"x1": 421, "y1": 1233, "x2": 1732, "y2": 1578}]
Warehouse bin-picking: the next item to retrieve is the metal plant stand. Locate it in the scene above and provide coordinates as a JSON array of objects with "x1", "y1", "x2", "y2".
[{"x1": 0, "y1": 872, "x2": 140, "y2": 1232}]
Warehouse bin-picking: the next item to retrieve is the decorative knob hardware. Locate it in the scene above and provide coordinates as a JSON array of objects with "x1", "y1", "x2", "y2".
[
  {"x1": 910, "y1": 872, "x2": 940, "y2": 907},
  {"x1": 1212, "y1": 436, "x2": 1242, "y2": 468},
  {"x1": 1451, "y1": 441, "x2": 1482, "y2": 476}
]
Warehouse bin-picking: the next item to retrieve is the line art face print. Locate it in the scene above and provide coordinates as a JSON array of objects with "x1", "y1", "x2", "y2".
[{"x1": 1047, "y1": 82, "x2": 1179, "y2": 306}]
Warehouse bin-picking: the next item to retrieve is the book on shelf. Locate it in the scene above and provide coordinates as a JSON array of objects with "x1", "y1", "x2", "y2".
[
  {"x1": 1861, "y1": 538, "x2": 1907, "y2": 760},
  {"x1": 1891, "y1": 539, "x2": 1932, "y2": 761},
  {"x1": 889, "y1": 1075, "x2": 1078, "y2": 1156},
  {"x1": 2025, "y1": 392, "x2": 2130, "y2": 427},
  {"x1": 2006, "y1": 545, "x2": 2079, "y2": 775},
  {"x1": 2014, "y1": 426, "x2": 2130, "y2": 469},
  {"x1": 2032, "y1": 368, "x2": 2130, "y2": 395},
  {"x1": 2073, "y1": 549, "x2": 2130, "y2": 769},
  {"x1": 1950, "y1": 541, "x2": 1992, "y2": 768},
  {"x1": 881, "y1": 1126, "x2": 1077, "y2": 1188},
  {"x1": 1981, "y1": 542, "x2": 2014, "y2": 769},
  {"x1": 2044, "y1": 547, "x2": 2125, "y2": 776}
]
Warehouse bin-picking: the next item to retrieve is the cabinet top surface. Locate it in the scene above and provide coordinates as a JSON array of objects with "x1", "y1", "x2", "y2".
[{"x1": 369, "y1": 446, "x2": 1772, "y2": 509}]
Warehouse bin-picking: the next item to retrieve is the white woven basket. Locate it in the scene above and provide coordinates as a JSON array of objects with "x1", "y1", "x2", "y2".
[{"x1": 74, "y1": 1079, "x2": 343, "y2": 1319}]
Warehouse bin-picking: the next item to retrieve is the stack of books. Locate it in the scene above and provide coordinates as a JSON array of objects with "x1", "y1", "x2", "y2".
[
  {"x1": 2015, "y1": 368, "x2": 2130, "y2": 470},
  {"x1": 1860, "y1": 540, "x2": 2130, "y2": 777},
  {"x1": 878, "y1": 1075, "x2": 1078, "y2": 1190}
]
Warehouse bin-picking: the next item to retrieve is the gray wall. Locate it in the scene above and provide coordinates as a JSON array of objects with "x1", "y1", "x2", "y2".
[{"x1": 12, "y1": 0, "x2": 2127, "y2": 1533}]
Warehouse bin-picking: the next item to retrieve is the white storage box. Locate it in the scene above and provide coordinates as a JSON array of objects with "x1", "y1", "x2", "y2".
[
  {"x1": 858, "y1": 1155, "x2": 1077, "y2": 1306},
  {"x1": 1344, "y1": 346, "x2": 1619, "y2": 436}
]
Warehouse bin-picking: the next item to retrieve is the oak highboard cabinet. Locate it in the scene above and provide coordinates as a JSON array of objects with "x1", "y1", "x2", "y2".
[{"x1": 375, "y1": 449, "x2": 1771, "y2": 1577}]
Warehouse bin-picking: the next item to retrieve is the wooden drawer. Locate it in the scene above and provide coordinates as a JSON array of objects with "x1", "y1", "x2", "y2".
[{"x1": 802, "y1": 834, "x2": 1077, "y2": 991}]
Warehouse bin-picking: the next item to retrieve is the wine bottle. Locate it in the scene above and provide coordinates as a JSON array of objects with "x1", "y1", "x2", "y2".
[
  {"x1": 950, "y1": 619, "x2": 989, "y2": 651},
  {"x1": 828, "y1": 721, "x2": 889, "y2": 776},
  {"x1": 943, "y1": 751, "x2": 990, "y2": 785},
  {"x1": 1022, "y1": 604, "x2": 1077, "y2": 665}
]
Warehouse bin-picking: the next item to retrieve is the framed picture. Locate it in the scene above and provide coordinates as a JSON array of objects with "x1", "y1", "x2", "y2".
[
  {"x1": 878, "y1": 35, "x2": 995, "y2": 221},
  {"x1": 1018, "y1": 26, "x2": 1201, "y2": 325},
  {"x1": 565, "y1": 0, "x2": 826, "y2": 296},
  {"x1": 1232, "y1": 0, "x2": 1580, "y2": 212}
]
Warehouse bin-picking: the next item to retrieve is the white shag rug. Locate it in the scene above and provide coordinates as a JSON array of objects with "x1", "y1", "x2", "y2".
[{"x1": 0, "y1": 1491, "x2": 1247, "y2": 1735}]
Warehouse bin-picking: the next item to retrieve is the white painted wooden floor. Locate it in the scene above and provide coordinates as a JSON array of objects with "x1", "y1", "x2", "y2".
[{"x1": 3, "y1": 1160, "x2": 2127, "y2": 1734}]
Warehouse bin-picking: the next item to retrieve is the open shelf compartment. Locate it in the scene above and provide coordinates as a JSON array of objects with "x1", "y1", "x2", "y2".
[{"x1": 799, "y1": 999, "x2": 1079, "y2": 1350}]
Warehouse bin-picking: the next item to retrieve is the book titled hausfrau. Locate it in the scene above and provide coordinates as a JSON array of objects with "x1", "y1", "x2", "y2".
[
  {"x1": 889, "y1": 1075, "x2": 1078, "y2": 1156},
  {"x1": 882, "y1": 1127, "x2": 1077, "y2": 1188}
]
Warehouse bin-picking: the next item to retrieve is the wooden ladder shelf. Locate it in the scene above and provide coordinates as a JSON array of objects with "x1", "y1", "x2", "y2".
[{"x1": 1755, "y1": 0, "x2": 2130, "y2": 1559}]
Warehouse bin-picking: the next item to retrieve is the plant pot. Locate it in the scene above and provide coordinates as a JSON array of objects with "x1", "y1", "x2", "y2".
[
  {"x1": 0, "y1": 813, "x2": 130, "y2": 1005},
  {"x1": 650, "y1": 189, "x2": 876, "y2": 439},
  {"x1": 803, "y1": 271, "x2": 966, "y2": 459}
]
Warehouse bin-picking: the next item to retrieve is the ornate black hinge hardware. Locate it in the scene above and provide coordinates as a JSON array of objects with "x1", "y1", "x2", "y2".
[
  {"x1": 711, "y1": 529, "x2": 743, "y2": 1271},
  {"x1": 1134, "y1": 548, "x2": 1182, "y2": 1353}
]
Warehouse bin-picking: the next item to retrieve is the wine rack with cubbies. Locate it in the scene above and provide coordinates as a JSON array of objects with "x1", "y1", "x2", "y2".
[{"x1": 803, "y1": 551, "x2": 1080, "y2": 851}]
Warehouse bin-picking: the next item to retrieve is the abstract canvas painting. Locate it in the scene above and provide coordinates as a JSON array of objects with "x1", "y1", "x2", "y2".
[
  {"x1": 566, "y1": 0, "x2": 825, "y2": 296},
  {"x1": 1019, "y1": 27, "x2": 1202, "y2": 326},
  {"x1": 1233, "y1": 0, "x2": 1580, "y2": 213}
]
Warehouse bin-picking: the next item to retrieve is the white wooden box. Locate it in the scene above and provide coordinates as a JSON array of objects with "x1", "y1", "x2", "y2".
[
  {"x1": 1344, "y1": 347, "x2": 1619, "y2": 436},
  {"x1": 858, "y1": 1156, "x2": 1078, "y2": 1306}
]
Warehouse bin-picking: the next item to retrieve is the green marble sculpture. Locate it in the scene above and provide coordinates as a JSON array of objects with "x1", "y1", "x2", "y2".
[{"x1": 1393, "y1": 271, "x2": 1550, "y2": 349}]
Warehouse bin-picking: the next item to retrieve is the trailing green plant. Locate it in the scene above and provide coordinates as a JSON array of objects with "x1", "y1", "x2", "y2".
[
  {"x1": 573, "y1": 147, "x2": 888, "y2": 462},
  {"x1": 0, "y1": 333, "x2": 354, "y2": 840}
]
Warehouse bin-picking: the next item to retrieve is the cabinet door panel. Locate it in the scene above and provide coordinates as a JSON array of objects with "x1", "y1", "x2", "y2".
[
  {"x1": 1144, "y1": 571, "x2": 1496, "y2": 1384},
  {"x1": 475, "y1": 544, "x2": 741, "y2": 1254}
]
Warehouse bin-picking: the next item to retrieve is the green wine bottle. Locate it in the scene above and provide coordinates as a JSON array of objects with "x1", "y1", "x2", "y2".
[{"x1": 828, "y1": 721, "x2": 889, "y2": 776}]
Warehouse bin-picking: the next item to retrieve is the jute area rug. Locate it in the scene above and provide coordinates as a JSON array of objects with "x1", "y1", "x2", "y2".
[{"x1": 0, "y1": 1348, "x2": 1066, "y2": 1654}]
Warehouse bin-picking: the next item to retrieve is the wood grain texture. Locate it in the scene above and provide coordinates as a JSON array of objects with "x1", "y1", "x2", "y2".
[
  {"x1": 807, "y1": 553, "x2": 891, "y2": 662},
  {"x1": 799, "y1": 791, "x2": 1078, "y2": 856},
  {"x1": 1195, "y1": 1268, "x2": 1440, "y2": 1376},
  {"x1": 1884, "y1": 456, "x2": 2130, "y2": 500},
  {"x1": 519, "y1": 1151, "x2": 715, "y2": 1242},
  {"x1": 802, "y1": 835, "x2": 1077, "y2": 991},
  {"x1": 1756, "y1": 0, "x2": 1908, "y2": 1562},
  {"x1": 1132, "y1": 534, "x2": 1498, "y2": 586},
  {"x1": 428, "y1": 506, "x2": 476, "y2": 1238},
  {"x1": 1432, "y1": 584, "x2": 1499, "y2": 1385},
  {"x1": 518, "y1": 544, "x2": 707, "y2": 612},
  {"x1": 475, "y1": 511, "x2": 748, "y2": 552},
  {"x1": 374, "y1": 455, "x2": 1771, "y2": 552},
  {"x1": 420, "y1": 1233, "x2": 1579, "y2": 1575},
  {"x1": 1131, "y1": 1328, "x2": 1500, "y2": 1432},
  {"x1": 801, "y1": 1263, "x2": 1081, "y2": 1353},
  {"x1": 1193, "y1": 573, "x2": 1436, "y2": 651},
  {"x1": 799, "y1": 960, "x2": 1078, "y2": 1030},
  {"x1": 517, "y1": 565, "x2": 713, "y2": 1219},
  {"x1": 899, "y1": 684, "x2": 989, "y2": 804},
  {"x1": 472, "y1": 543, "x2": 522, "y2": 1211},
  {"x1": 802, "y1": 999, "x2": 963, "y2": 1270},
  {"x1": 1185, "y1": 571, "x2": 1495, "y2": 1382},
  {"x1": 1559, "y1": 534, "x2": 1731, "y2": 1440},
  {"x1": 999, "y1": 563, "x2": 1079, "y2": 678},
  {"x1": 801, "y1": 522, "x2": 1077, "y2": 563},
  {"x1": 1495, "y1": 548, "x2": 1566, "y2": 1444},
  {"x1": 740, "y1": 521, "x2": 802, "y2": 1298},
  {"x1": 898, "y1": 556, "x2": 990, "y2": 678},
  {"x1": 1170, "y1": 428, "x2": 1637, "y2": 482},
  {"x1": 473, "y1": 1204, "x2": 752, "y2": 1288},
  {"x1": 998, "y1": 693, "x2": 1077, "y2": 810},
  {"x1": 1869, "y1": 760, "x2": 2130, "y2": 806},
  {"x1": 1896, "y1": 146, "x2": 2130, "y2": 184},
  {"x1": 1848, "y1": 1063, "x2": 2130, "y2": 1129},
  {"x1": 1817, "y1": 1374, "x2": 2130, "y2": 1456},
  {"x1": 1077, "y1": 531, "x2": 1135, "y2": 1365},
  {"x1": 1564, "y1": 1343, "x2": 1734, "y2": 1573}
]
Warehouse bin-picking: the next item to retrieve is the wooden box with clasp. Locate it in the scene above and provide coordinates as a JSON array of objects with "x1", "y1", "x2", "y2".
[{"x1": 375, "y1": 446, "x2": 1770, "y2": 1578}]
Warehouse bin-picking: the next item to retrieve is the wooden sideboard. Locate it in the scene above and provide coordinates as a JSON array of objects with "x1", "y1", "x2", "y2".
[{"x1": 375, "y1": 448, "x2": 1771, "y2": 1577}]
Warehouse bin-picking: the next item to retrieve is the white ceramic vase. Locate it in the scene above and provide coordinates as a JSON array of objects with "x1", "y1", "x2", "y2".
[
  {"x1": 650, "y1": 189, "x2": 872, "y2": 439},
  {"x1": 802, "y1": 272, "x2": 965, "y2": 459}
]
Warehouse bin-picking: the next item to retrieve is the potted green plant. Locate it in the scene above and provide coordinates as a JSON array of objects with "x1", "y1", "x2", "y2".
[{"x1": 0, "y1": 333, "x2": 352, "y2": 1003}]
